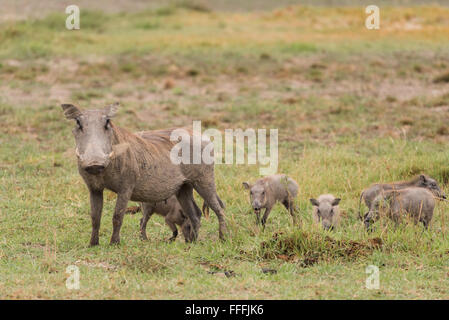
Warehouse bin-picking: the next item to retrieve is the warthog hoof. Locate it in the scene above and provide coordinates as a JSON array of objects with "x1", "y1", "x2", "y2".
[
  {"x1": 140, "y1": 231, "x2": 148, "y2": 241},
  {"x1": 89, "y1": 236, "x2": 99, "y2": 247},
  {"x1": 109, "y1": 237, "x2": 121, "y2": 245}
]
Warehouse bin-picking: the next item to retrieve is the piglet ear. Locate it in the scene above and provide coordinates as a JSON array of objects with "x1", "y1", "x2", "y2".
[
  {"x1": 61, "y1": 104, "x2": 82, "y2": 120},
  {"x1": 332, "y1": 198, "x2": 341, "y2": 206},
  {"x1": 104, "y1": 102, "x2": 119, "y2": 118},
  {"x1": 242, "y1": 182, "x2": 251, "y2": 190},
  {"x1": 310, "y1": 198, "x2": 319, "y2": 207}
]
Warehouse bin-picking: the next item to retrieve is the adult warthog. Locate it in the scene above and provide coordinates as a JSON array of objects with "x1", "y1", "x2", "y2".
[{"x1": 61, "y1": 103, "x2": 227, "y2": 245}]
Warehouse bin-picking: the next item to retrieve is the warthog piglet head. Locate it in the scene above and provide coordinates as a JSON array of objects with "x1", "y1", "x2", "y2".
[
  {"x1": 243, "y1": 181, "x2": 268, "y2": 214},
  {"x1": 417, "y1": 174, "x2": 446, "y2": 199},
  {"x1": 310, "y1": 197, "x2": 341, "y2": 230}
]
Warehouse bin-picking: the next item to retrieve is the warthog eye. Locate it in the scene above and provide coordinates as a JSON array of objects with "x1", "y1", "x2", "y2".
[
  {"x1": 105, "y1": 118, "x2": 111, "y2": 130},
  {"x1": 76, "y1": 118, "x2": 82, "y2": 131}
]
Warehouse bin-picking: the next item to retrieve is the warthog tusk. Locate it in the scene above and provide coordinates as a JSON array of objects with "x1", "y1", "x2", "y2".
[
  {"x1": 109, "y1": 151, "x2": 115, "y2": 159},
  {"x1": 75, "y1": 148, "x2": 81, "y2": 158}
]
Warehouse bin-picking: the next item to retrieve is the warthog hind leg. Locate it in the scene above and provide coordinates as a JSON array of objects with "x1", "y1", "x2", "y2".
[
  {"x1": 110, "y1": 189, "x2": 133, "y2": 245},
  {"x1": 140, "y1": 203, "x2": 155, "y2": 240},
  {"x1": 282, "y1": 199, "x2": 297, "y2": 225},
  {"x1": 193, "y1": 182, "x2": 227, "y2": 240}
]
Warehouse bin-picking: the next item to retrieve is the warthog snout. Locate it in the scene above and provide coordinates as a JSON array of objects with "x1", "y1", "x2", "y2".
[
  {"x1": 78, "y1": 149, "x2": 111, "y2": 175},
  {"x1": 364, "y1": 212, "x2": 374, "y2": 231},
  {"x1": 364, "y1": 220, "x2": 371, "y2": 230},
  {"x1": 322, "y1": 220, "x2": 333, "y2": 230},
  {"x1": 252, "y1": 201, "x2": 262, "y2": 214},
  {"x1": 85, "y1": 164, "x2": 106, "y2": 175},
  {"x1": 310, "y1": 195, "x2": 341, "y2": 231}
]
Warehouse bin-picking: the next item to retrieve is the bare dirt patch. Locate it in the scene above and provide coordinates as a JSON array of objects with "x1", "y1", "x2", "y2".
[{"x1": 2, "y1": 52, "x2": 449, "y2": 143}]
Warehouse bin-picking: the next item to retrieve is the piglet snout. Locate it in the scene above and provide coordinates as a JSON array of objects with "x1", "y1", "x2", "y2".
[{"x1": 253, "y1": 203, "x2": 261, "y2": 213}]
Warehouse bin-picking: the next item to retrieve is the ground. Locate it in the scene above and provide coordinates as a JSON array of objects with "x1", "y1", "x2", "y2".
[{"x1": 0, "y1": 1, "x2": 449, "y2": 299}]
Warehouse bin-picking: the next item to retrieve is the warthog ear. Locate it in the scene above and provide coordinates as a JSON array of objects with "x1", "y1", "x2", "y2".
[
  {"x1": 310, "y1": 198, "x2": 319, "y2": 207},
  {"x1": 104, "y1": 102, "x2": 119, "y2": 118},
  {"x1": 419, "y1": 174, "x2": 427, "y2": 183},
  {"x1": 242, "y1": 182, "x2": 251, "y2": 190},
  {"x1": 332, "y1": 198, "x2": 341, "y2": 206},
  {"x1": 61, "y1": 104, "x2": 82, "y2": 120}
]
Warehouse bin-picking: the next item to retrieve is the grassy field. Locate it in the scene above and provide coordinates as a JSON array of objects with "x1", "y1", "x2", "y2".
[{"x1": 1, "y1": 2, "x2": 449, "y2": 299}]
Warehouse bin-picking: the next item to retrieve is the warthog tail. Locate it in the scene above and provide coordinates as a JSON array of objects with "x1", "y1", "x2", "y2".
[
  {"x1": 125, "y1": 205, "x2": 141, "y2": 215},
  {"x1": 202, "y1": 201, "x2": 209, "y2": 219},
  {"x1": 201, "y1": 195, "x2": 225, "y2": 219}
]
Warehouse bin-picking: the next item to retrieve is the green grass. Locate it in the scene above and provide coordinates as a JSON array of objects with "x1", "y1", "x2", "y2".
[
  {"x1": 1, "y1": 4, "x2": 449, "y2": 299},
  {"x1": 2, "y1": 6, "x2": 449, "y2": 59},
  {"x1": 1, "y1": 103, "x2": 449, "y2": 299}
]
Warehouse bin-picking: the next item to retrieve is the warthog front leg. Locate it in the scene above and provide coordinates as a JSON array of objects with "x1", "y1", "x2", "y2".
[
  {"x1": 165, "y1": 219, "x2": 179, "y2": 242},
  {"x1": 110, "y1": 189, "x2": 133, "y2": 245},
  {"x1": 255, "y1": 211, "x2": 261, "y2": 225},
  {"x1": 261, "y1": 206, "x2": 273, "y2": 230},
  {"x1": 89, "y1": 189, "x2": 104, "y2": 247},
  {"x1": 181, "y1": 220, "x2": 192, "y2": 242}
]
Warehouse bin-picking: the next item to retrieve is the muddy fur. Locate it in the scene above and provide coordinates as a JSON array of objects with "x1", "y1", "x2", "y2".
[{"x1": 62, "y1": 103, "x2": 227, "y2": 246}]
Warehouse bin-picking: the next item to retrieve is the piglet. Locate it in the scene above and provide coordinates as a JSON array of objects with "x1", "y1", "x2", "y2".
[{"x1": 243, "y1": 174, "x2": 298, "y2": 227}]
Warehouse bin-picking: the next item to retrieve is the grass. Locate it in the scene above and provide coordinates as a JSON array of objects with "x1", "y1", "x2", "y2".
[{"x1": 1, "y1": 3, "x2": 449, "y2": 299}]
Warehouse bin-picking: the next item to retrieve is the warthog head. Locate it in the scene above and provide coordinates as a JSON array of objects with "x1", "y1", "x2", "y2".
[
  {"x1": 242, "y1": 181, "x2": 267, "y2": 214},
  {"x1": 310, "y1": 197, "x2": 341, "y2": 230},
  {"x1": 363, "y1": 196, "x2": 388, "y2": 231},
  {"x1": 416, "y1": 174, "x2": 446, "y2": 199},
  {"x1": 61, "y1": 103, "x2": 120, "y2": 175},
  {"x1": 363, "y1": 211, "x2": 375, "y2": 231}
]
